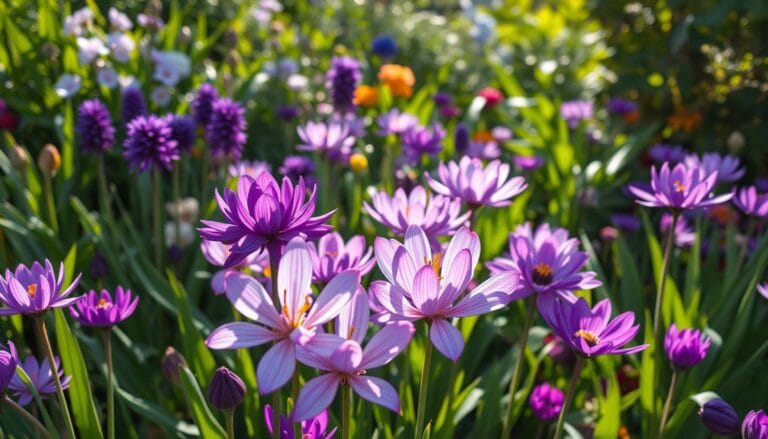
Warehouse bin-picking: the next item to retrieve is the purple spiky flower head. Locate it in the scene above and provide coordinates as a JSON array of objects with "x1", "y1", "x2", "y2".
[
  {"x1": 123, "y1": 115, "x2": 179, "y2": 173},
  {"x1": 167, "y1": 114, "x2": 196, "y2": 154},
  {"x1": 192, "y1": 83, "x2": 218, "y2": 129},
  {"x1": 69, "y1": 286, "x2": 139, "y2": 327},
  {"x1": 0, "y1": 260, "x2": 82, "y2": 316},
  {"x1": 402, "y1": 123, "x2": 445, "y2": 164},
  {"x1": 664, "y1": 324, "x2": 710, "y2": 369},
  {"x1": 205, "y1": 98, "x2": 247, "y2": 161},
  {"x1": 327, "y1": 56, "x2": 361, "y2": 113},
  {"x1": 121, "y1": 87, "x2": 148, "y2": 127},
  {"x1": 77, "y1": 99, "x2": 115, "y2": 154}
]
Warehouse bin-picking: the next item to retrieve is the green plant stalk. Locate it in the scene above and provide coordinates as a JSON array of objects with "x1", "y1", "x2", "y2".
[
  {"x1": 342, "y1": 384, "x2": 352, "y2": 439},
  {"x1": 103, "y1": 329, "x2": 115, "y2": 439},
  {"x1": 2, "y1": 395, "x2": 52, "y2": 439},
  {"x1": 225, "y1": 410, "x2": 234, "y2": 439},
  {"x1": 97, "y1": 154, "x2": 113, "y2": 222},
  {"x1": 43, "y1": 173, "x2": 59, "y2": 233},
  {"x1": 200, "y1": 141, "x2": 209, "y2": 202},
  {"x1": 414, "y1": 336, "x2": 434, "y2": 439},
  {"x1": 292, "y1": 372, "x2": 301, "y2": 439},
  {"x1": 37, "y1": 316, "x2": 76, "y2": 438},
  {"x1": 271, "y1": 391, "x2": 281, "y2": 439},
  {"x1": 173, "y1": 163, "x2": 182, "y2": 247},
  {"x1": 151, "y1": 168, "x2": 163, "y2": 267},
  {"x1": 501, "y1": 296, "x2": 536, "y2": 438},
  {"x1": 553, "y1": 356, "x2": 584, "y2": 439},
  {"x1": 659, "y1": 369, "x2": 679, "y2": 436},
  {"x1": 652, "y1": 212, "x2": 679, "y2": 343}
]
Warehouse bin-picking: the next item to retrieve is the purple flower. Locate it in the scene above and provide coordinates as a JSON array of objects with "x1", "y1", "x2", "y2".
[
  {"x1": 734, "y1": 186, "x2": 768, "y2": 217},
  {"x1": 207, "y1": 366, "x2": 246, "y2": 411},
  {"x1": 370, "y1": 226, "x2": 520, "y2": 360},
  {"x1": 425, "y1": 157, "x2": 527, "y2": 208},
  {"x1": 492, "y1": 126, "x2": 513, "y2": 142},
  {"x1": 513, "y1": 155, "x2": 544, "y2": 171},
  {"x1": 628, "y1": 162, "x2": 733, "y2": 210},
  {"x1": 433, "y1": 92, "x2": 453, "y2": 107},
  {"x1": 402, "y1": 123, "x2": 445, "y2": 164},
  {"x1": 685, "y1": 152, "x2": 745, "y2": 183},
  {"x1": 363, "y1": 185, "x2": 469, "y2": 241},
  {"x1": 610, "y1": 213, "x2": 641, "y2": 232},
  {"x1": 292, "y1": 289, "x2": 414, "y2": 420},
  {"x1": 371, "y1": 35, "x2": 398, "y2": 58},
  {"x1": 466, "y1": 140, "x2": 501, "y2": 160},
  {"x1": 192, "y1": 83, "x2": 218, "y2": 129},
  {"x1": 77, "y1": 99, "x2": 115, "y2": 153},
  {"x1": 486, "y1": 223, "x2": 601, "y2": 303},
  {"x1": 560, "y1": 100, "x2": 593, "y2": 128},
  {"x1": 330, "y1": 112, "x2": 366, "y2": 138},
  {"x1": 439, "y1": 105, "x2": 461, "y2": 119},
  {"x1": 201, "y1": 239, "x2": 270, "y2": 295},
  {"x1": 121, "y1": 87, "x2": 147, "y2": 127},
  {"x1": 529, "y1": 383, "x2": 564, "y2": 422},
  {"x1": 0, "y1": 341, "x2": 16, "y2": 394},
  {"x1": 205, "y1": 238, "x2": 360, "y2": 394},
  {"x1": 280, "y1": 155, "x2": 317, "y2": 186},
  {"x1": 167, "y1": 114, "x2": 195, "y2": 154},
  {"x1": 606, "y1": 97, "x2": 638, "y2": 115},
  {"x1": 538, "y1": 296, "x2": 648, "y2": 358},
  {"x1": 758, "y1": 282, "x2": 768, "y2": 300},
  {"x1": 377, "y1": 109, "x2": 418, "y2": 136},
  {"x1": 8, "y1": 355, "x2": 71, "y2": 406},
  {"x1": 297, "y1": 121, "x2": 355, "y2": 163},
  {"x1": 326, "y1": 57, "x2": 361, "y2": 113},
  {"x1": 123, "y1": 115, "x2": 179, "y2": 173},
  {"x1": 742, "y1": 410, "x2": 768, "y2": 439},
  {"x1": 698, "y1": 398, "x2": 740, "y2": 435},
  {"x1": 454, "y1": 123, "x2": 470, "y2": 156},
  {"x1": 228, "y1": 160, "x2": 272, "y2": 179},
  {"x1": 660, "y1": 213, "x2": 695, "y2": 247},
  {"x1": 206, "y1": 98, "x2": 247, "y2": 161},
  {"x1": 68, "y1": 286, "x2": 138, "y2": 327},
  {"x1": 664, "y1": 324, "x2": 710, "y2": 369},
  {"x1": 648, "y1": 144, "x2": 686, "y2": 164},
  {"x1": 199, "y1": 172, "x2": 333, "y2": 268},
  {"x1": 0, "y1": 260, "x2": 82, "y2": 316},
  {"x1": 265, "y1": 404, "x2": 337, "y2": 439},
  {"x1": 307, "y1": 233, "x2": 374, "y2": 285},
  {"x1": 276, "y1": 105, "x2": 300, "y2": 121}
]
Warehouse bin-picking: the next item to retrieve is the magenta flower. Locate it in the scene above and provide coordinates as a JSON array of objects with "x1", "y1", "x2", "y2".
[
  {"x1": 401, "y1": 123, "x2": 445, "y2": 164},
  {"x1": 560, "y1": 100, "x2": 593, "y2": 128},
  {"x1": 513, "y1": 155, "x2": 544, "y2": 171},
  {"x1": 733, "y1": 186, "x2": 768, "y2": 217},
  {"x1": 0, "y1": 260, "x2": 82, "y2": 316},
  {"x1": 69, "y1": 286, "x2": 138, "y2": 327},
  {"x1": 425, "y1": 157, "x2": 527, "y2": 208},
  {"x1": 364, "y1": 185, "x2": 469, "y2": 240},
  {"x1": 200, "y1": 240, "x2": 270, "y2": 295},
  {"x1": 307, "y1": 233, "x2": 375, "y2": 285},
  {"x1": 205, "y1": 237, "x2": 360, "y2": 394},
  {"x1": 0, "y1": 341, "x2": 16, "y2": 394},
  {"x1": 297, "y1": 121, "x2": 355, "y2": 163},
  {"x1": 8, "y1": 355, "x2": 71, "y2": 406},
  {"x1": 685, "y1": 152, "x2": 745, "y2": 183},
  {"x1": 664, "y1": 324, "x2": 710, "y2": 369},
  {"x1": 529, "y1": 383, "x2": 564, "y2": 422},
  {"x1": 265, "y1": 404, "x2": 337, "y2": 439},
  {"x1": 370, "y1": 225, "x2": 520, "y2": 360},
  {"x1": 758, "y1": 283, "x2": 768, "y2": 300},
  {"x1": 198, "y1": 172, "x2": 334, "y2": 268},
  {"x1": 742, "y1": 410, "x2": 768, "y2": 439},
  {"x1": 376, "y1": 109, "x2": 418, "y2": 136},
  {"x1": 628, "y1": 162, "x2": 733, "y2": 210}
]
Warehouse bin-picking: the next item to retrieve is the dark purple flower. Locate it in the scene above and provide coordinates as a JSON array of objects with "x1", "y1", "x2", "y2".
[
  {"x1": 77, "y1": 99, "x2": 115, "y2": 153},
  {"x1": 198, "y1": 172, "x2": 334, "y2": 268},
  {"x1": 371, "y1": 35, "x2": 397, "y2": 58},
  {"x1": 297, "y1": 121, "x2": 355, "y2": 163},
  {"x1": 280, "y1": 155, "x2": 316, "y2": 187},
  {"x1": 439, "y1": 105, "x2": 461, "y2": 119},
  {"x1": 648, "y1": 144, "x2": 686, "y2": 164},
  {"x1": 610, "y1": 214, "x2": 641, "y2": 232},
  {"x1": 513, "y1": 155, "x2": 544, "y2": 171},
  {"x1": 425, "y1": 157, "x2": 527, "y2": 207},
  {"x1": 161, "y1": 346, "x2": 187, "y2": 384},
  {"x1": 8, "y1": 355, "x2": 71, "y2": 406},
  {"x1": 277, "y1": 105, "x2": 300, "y2": 121},
  {"x1": 454, "y1": 123, "x2": 470, "y2": 156},
  {"x1": 327, "y1": 57, "x2": 361, "y2": 113},
  {"x1": 0, "y1": 260, "x2": 82, "y2": 316},
  {"x1": 0, "y1": 341, "x2": 16, "y2": 394},
  {"x1": 121, "y1": 87, "x2": 147, "y2": 127},
  {"x1": 89, "y1": 253, "x2": 108, "y2": 279},
  {"x1": 698, "y1": 398, "x2": 740, "y2": 435},
  {"x1": 529, "y1": 383, "x2": 564, "y2": 422},
  {"x1": 742, "y1": 410, "x2": 768, "y2": 439},
  {"x1": 433, "y1": 92, "x2": 453, "y2": 107},
  {"x1": 265, "y1": 404, "x2": 337, "y2": 439},
  {"x1": 377, "y1": 109, "x2": 418, "y2": 136},
  {"x1": 69, "y1": 286, "x2": 138, "y2": 327},
  {"x1": 402, "y1": 123, "x2": 445, "y2": 164},
  {"x1": 466, "y1": 140, "x2": 500, "y2": 160},
  {"x1": 167, "y1": 114, "x2": 196, "y2": 154},
  {"x1": 192, "y1": 83, "x2": 218, "y2": 129},
  {"x1": 607, "y1": 97, "x2": 638, "y2": 115},
  {"x1": 560, "y1": 100, "x2": 593, "y2": 128},
  {"x1": 628, "y1": 162, "x2": 733, "y2": 210},
  {"x1": 307, "y1": 232, "x2": 375, "y2": 285},
  {"x1": 123, "y1": 115, "x2": 179, "y2": 173},
  {"x1": 206, "y1": 98, "x2": 247, "y2": 161},
  {"x1": 685, "y1": 152, "x2": 745, "y2": 183},
  {"x1": 207, "y1": 366, "x2": 245, "y2": 411},
  {"x1": 733, "y1": 186, "x2": 768, "y2": 217},
  {"x1": 664, "y1": 324, "x2": 710, "y2": 369}
]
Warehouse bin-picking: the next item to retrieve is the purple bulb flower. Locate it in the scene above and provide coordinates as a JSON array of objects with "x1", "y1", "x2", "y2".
[
  {"x1": 402, "y1": 123, "x2": 445, "y2": 164},
  {"x1": 610, "y1": 213, "x2": 641, "y2": 232},
  {"x1": 376, "y1": 109, "x2": 418, "y2": 136},
  {"x1": 279, "y1": 155, "x2": 317, "y2": 187},
  {"x1": 77, "y1": 99, "x2": 115, "y2": 153},
  {"x1": 192, "y1": 83, "x2": 218, "y2": 129},
  {"x1": 297, "y1": 121, "x2": 355, "y2": 163},
  {"x1": 628, "y1": 162, "x2": 733, "y2": 210},
  {"x1": 206, "y1": 98, "x2": 247, "y2": 161},
  {"x1": 0, "y1": 341, "x2": 17, "y2": 394},
  {"x1": 685, "y1": 152, "x2": 745, "y2": 183},
  {"x1": 433, "y1": 92, "x2": 453, "y2": 107},
  {"x1": 606, "y1": 97, "x2": 638, "y2": 115},
  {"x1": 326, "y1": 57, "x2": 361, "y2": 113},
  {"x1": 733, "y1": 186, "x2": 768, "y2": 217},
  {"x1": 698, "y1": 398, "x2": 740, "y2": 435},
  {"x1": 167, "y1": 114, "x2": 196, "y2": 154},
  {"x1": 8, "y1": 355, "x2": 71, "y2": 406},
  {"x1": 664, "y1": 324, "x2": 710, "y2": 369},
  {"x1": 123, "y1": 115, "x2": 179, "y2": 173},
  {"x1": 425, "y1": 157, "x2": 527, "y2": 208},
  {"x1": 121, "y1": 87, "x2": 147, "y2": 127},
  {"x1": 207, "y1": 366, "x2": 246, "y2": 411},
  {"x1": 68, "y1": 286, "x2": 139, "y2": 327},
  {"x1": 265, "y1": 404, "x2": 337, "y2": 439},
  {"x1": 0, "y1": 260, "x2": 82, "y2": 316},
  {"x1": 307, "y1": 233, "x2": 375, "y2": 285},
  {"x1": 742, "y1": 410, "x2": 768, "y2": 439},
  {"x1": 648, "y1": 144, "x2": 687, "y2": 164},
  {"x1": 560, "y1": 100, "x2": 593, "y2": 128},
  {"x1": 529, "y1": 383, "x2": 564, "y2": 422}
]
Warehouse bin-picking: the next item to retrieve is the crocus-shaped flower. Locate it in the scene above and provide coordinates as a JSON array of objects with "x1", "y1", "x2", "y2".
[
  {"x1": 199, "y1": 171, "x2": 334, "y2": 268},
  {"x1": 0, "y1": 260, "x2": 82, "y2": 316},
  {"x1": 610, "y1": 213, "x2": 641, "y2": 232},
  {"x1": 265, "y1": 404, "x2": 337, "y2": 439},
  {"x1": 486, "y1": 223, "x2": 600, "y2": 303},
  {"x1": 425, "y1": 156, "x2": 527, "y2": 208},
  {"x1": 192, "y1": 83, "x2": 218, "y2": 129},
  {"x1": 68, "y1": 286, "x2": 138, "y2": 327},
  {"x1": 201, "y1": 239, "x2": 270, "y2": 295},
  {"x1": 307, "y1": 233, "x2": 375, "y2": 285},
  {"x1": 628, "y1": 162, "x2": 733, "y2": 210},
  {"x1": 742, "y1": 410, "x2": 768, "y2": 439},
  {"x1": 206, "y1": 98, "x2": 247, "y2": 161},
  {"x1": 205, "y1": 237, "x2": 360, "y2": 394},
  {"x1": 364, "y1": 185, "x2": 469, "y2": 241},
  {"x1": 207, "y1": 366, "x2": 246, "y2": 411},
  {"x1": 376, "y1": 109, "x2": 418, "y2": 136},
  {"x1": 0, "y1": 341, "x2": 16, "y2": 394},
  {"x1": 8, "y1": 355, "x2": 71, "y2": 406},
  {"x1": 664, "y1": 324, "x2": 710, "y2": 369},
  {"x1": 698, "y1": 398, "x2": 740, "y2": 435},
  {"x1": 402, "y1": 123, "x2": 445, "y2": 164},
  {"x1": 529, "y1": 383, "x2": 564, "y2": 422},
  {"x1": 370, "y1": 225, "x2": 520, "y2": 360},
  {"x1": 297, "y1": 121, "x2": 355, "y2": 163},
  {"x1": 77, "y1": 99, "x2": 115, "y2": 153},
  {"x1": 686, "y1": 152, "x2": 745, "y2": 183},
  {"x1": 734, "y1": 186, "x2": 768, "y2": 218},
  {"x1": 123, "y1": 115, "x2": 179, "y2": 173},
  {"x1": 538, "y1": 296, "x2": 648, "y2": 358},
  {"x1": 293, "y1": 288, "x2": 415, "y2": 420}
]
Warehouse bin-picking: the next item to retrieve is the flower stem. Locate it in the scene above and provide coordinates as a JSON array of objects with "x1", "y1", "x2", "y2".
[
  {"x1": 42, "y1": 173, "x2": 59, "y2": 233},
  {"x1": 659, "y1": 370, "x2": 679, "y2": 436},
  {"x1": 501, "y1": 296, "x2": 536, "y2": 438},
  {"x1": 414, "y1": 336, "x2": 434, "y2": 439},
  {"x1": 102, "y1": 329, "x2": 115, "y2": 439},
  {"x1": 653, "y1": 212, "x2": 679, "y2": 343},
  {"x1": 37, "y1": 316, "x2": 76, "y2": 438},
  {"x1": 225, "y1": 410, "x2": 235, "y2": 439},
  {"x1": 342, "y1": 384, "x2": 352, "y2": 439},
  {"x1": 553, "y1": 356, "x2": 584, "y2": 439},
  {"x1": 151, "y1": 168, "x2": 163, "y2": 267},
  {"x1": 271, "y1": 391, "x2": 281, "y2": 439},
  {"x1": 2, "y1": 395, "x2": 52, "y2": 439},
  {"x1": 97, "y1": 154, "x2": 113, "y2": 222},
  {"x1": 173, "y1": 163, "x2": 182, "y2": 247}
]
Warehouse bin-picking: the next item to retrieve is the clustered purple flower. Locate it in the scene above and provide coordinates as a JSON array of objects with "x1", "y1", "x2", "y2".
[
  {"x1": 192, "y1": 83, "x2": 219, "y2": 129},
  {"x1": 326, "y1": 56, "x2": 361, "y2": 113},
  {"x1": 77, "y1": 99, "x2": 115, "y2": 154},
  {"x1": 167, "y1": 114, "x2": 196, "y2": 154},
  {"x1": 205, "y1": 98, "x2": 247, "y2": 160},
  {"x1": 121, "y1": 87, "x2": 148, "y2": 127},
  {"x1": 123, "y1": 115, "x2": 179, "y2": 173}
]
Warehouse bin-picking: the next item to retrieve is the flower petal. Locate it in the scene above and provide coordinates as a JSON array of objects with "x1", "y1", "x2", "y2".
[
  {"x1": 348, "y1": 375, "x2": 400, "y2": 413},
  {"x1": 224, "y1": 272, "x2": 282, "y2": 329},
  {"x1": 277, "y1": 237, "x2": 313, "y2": 323},
  {"x1": 429, "y1": 319, "x2": 464, "y2": 362},
  {"x1": 304, "y1": 270, "x2": 359, "y2": 327},
  {"x1": 359, "y1": 321, "x2": 415, "y2": 370},
  {"x1": 206, "y1": 322, "x2": 280, "y2": 349},
  {"x1": 292, "y1": 374, "x2": 340, "y2": 421},
  {"x1": 257, "y1": 339, "x2": 296, "y2": 395}
]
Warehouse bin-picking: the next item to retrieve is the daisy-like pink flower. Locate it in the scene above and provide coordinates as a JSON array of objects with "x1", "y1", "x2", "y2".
[
  {"x1": 8, "y1": 354, "x2": 72, "y2": 406},
  {"x1": 307, "y1": 233, "x2": 375, "y2": 285},
  {"x1": 370, "y1": 225, "x2": 520, "y2": 361},
  {"x1": 733, "y1": 186, "x2": 768, "y2": 218},
  {"x1": 628, "y1": 162, "x2": 733, "y2": 210},
  {"x1": 205, "y1": 237, "x2": 360, "y2": 395},
  {"x1": 425, "y1": 157, "x2": 527, "y2": 208},
  {"x1": 0, "y1": 260, "x2": 82, "y2": 316},
  {"x1": 200, "y1": 239, "x2": 270, "y2": 295},
  {"x1": 69, "y1": 286, "x2": 138, "y2": 327}
]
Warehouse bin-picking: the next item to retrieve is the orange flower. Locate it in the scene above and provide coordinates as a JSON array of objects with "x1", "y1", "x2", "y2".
[
  {"x1": 378, "y1": 64, "x2": 415, "y2": 98},
  {"x1": 623, "y1": 109, "x2": 641, "y2": 125},
  {"x1": 472, "y1": 130, "x2": 495, "y2": 143},
  {"x1": 353, "y1": 85, "x2": 378, "y2": 107},
  {"x1": 667, "y1": 107, "x2": 702, "y2": 132}
]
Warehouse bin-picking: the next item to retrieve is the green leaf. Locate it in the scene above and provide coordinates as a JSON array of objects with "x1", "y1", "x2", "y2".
[
  {"x1": 116, "y1": 388, "x2": 199, "y2": 435},
  {"x1": 593, "y1": 356, "x2": 620, "y2": 439},
  {"x1": 178, "y1": 366, "x2": 227, "y2": 437},
  {"x1": 15, "y1": 365, "x2": 60, "y2": 438}
]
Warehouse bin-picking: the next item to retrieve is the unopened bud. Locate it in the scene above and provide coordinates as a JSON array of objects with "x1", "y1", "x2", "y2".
[
  {"x1": 9, "y1": 145, "x2": 29, "y2": 171},
  {"x1": 161, "y1": 346, "x2": 187, "y2": 385},
  {"x1": 37, "y1": 144, "x2": 61, "y2": 177},
  {"x1": 207, "y1": 366, "x2": 246, "y2": 411}
]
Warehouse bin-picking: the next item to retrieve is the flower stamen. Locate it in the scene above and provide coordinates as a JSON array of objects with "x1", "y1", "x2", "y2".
[
  {"x1": 673, "y1": 180, "x2": 686, "y2": 193},
  {"x1": 532, "y1": 263, "x2": 554, "y2": 285},
  {"x1": 574, "y1": 329, "x2": 601, "y2": 346},
  {"x1": 26, "y1": 284, "x2": 37, "y2": 298}
]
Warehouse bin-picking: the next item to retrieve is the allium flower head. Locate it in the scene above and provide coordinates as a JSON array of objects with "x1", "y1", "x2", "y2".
[
  {"x1": 121, "y1": 87, "x2": 148, "y2": 127},
  {"x1": 529, "y1": 383, "x2": 564, "y2": 422},
  {"x1": 686, "y1": 152, "x2": 745, "y2": 183},
  {"x1": 308, "y1": 233, "x2": 375, "y2": 285},
  {"x1": 648, "y1": 144, "x2": 687, "y2": 164},
  {"x1": 698, "y1": 398, "x2": 740, "y2": 436},
  {"x1": 123, "y1": 115, "x2": 179, "y2": 173},
  {"x1": 206, "y1": 98, "x2": 247, "y2": 161},
  {"x1": 560, "y1": 100, "x2": 593, "y2": 128},
  {"x1": 192, "y1": 83, "x2": 219, "y2": 129},
  {"x1": 199, "y1": 172, "x2": 334, "y2": 268},
  {"x1": 8, "y1": 355, "x2": 71, "y2": 406},
  {"x1": 425, "y1": 156, "x2": 527, "y2": 207},
  {"x1": 77, "y1": 99, "x2": 115, "y2": 154},
  {"x1": 371, "y1": 35, "x2": 398, "y2": 58},
  {"x1": 327, "y1": 57, "x2": 361, "y2": 113},
  {"x1": 166, "y1": 115, "x2": 196, "y2": 154},
  {"x1": 207, "y1": 366, "x2": 246, "y2": 411},
  {"x1": 402, "y1": 123, "x2": 445, "y2": 164},
  {"x1": 664, "y1": 324, "x2": 710, "y2": 369},
  {"x1": 69, "y1": 286, "x2": 138, "y2": 327},
  {"x1": 280, "y1": 155, "x2": 317, "y2": 187},
  {"x1": 0, "y1": 341, "x2": 17, "y2": 394},
  {"x1": 377, "y1": 109, "x2": 418, "y2": 136},
  {"x1": 742, "y1": 410, "x2": 768, "y2": 439},
  {"x1": 734, "y1": 186, "x2": 768, "y2": 217},
  {"x1": 628, "y1": 162, "x2": 733, "y2": 210},
  {"x1": 297, "y1": 121, "x2": 355, "y2": 163},
  {"x1": 538, "y1": 296, "x2": 648, "y2": 358},
  {"x1": 265, "y1": 404, "x2": 337, "y2": 439},
  {"x1": 0, "y1": 260, "x2": 82, "y2": 316}
]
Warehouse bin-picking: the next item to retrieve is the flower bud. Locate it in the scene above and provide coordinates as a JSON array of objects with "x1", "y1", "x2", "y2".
[
  {"x1": 698, "y1": 398, "x2": 740, "y2": 435},
  {"x1": 664, "y1": 324, "x2": 710, "y2": 369},
  {"x1": 37, "y1": 143, "x2": 61, "y2": 177},
  {"x1": 742, "y1": 410, "x2": 768, "y2": 439},
  {"x1": 528, "y1": 383, "x2": 563, "y2": 422},
  {"x1": 727, "y1": 130, "x2": 745, "y2": 152},
  {"x1": 161, "y1": 346, "x2": 187, "y2": 385},
  {"x1": 349, "y1": 153, "x2": 368, "y2": 173},
  {"x1": 89, "y1": 253, "x2": 108, "y2": 279},
  {"x1": 207, "y1": 366, "x2": 246, "y2": 411},
  {"x1": 8, "y1": 145, "x2": 29, "y2": 171}
]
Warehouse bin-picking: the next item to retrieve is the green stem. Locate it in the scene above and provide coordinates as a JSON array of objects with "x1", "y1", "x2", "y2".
[
  {"x1": 103, "y1": 329, "x2": 115, "y2": 439},
  {"x1": 42, "y1": 174, "x2": 59, "y2": 233},
  {"x1": 2, "y1": 395, "x2": 52, "y2": 439},
  {"x1": 173, "y1": 164, "x2": 182, "y2": 247},
  {"x1": 501, "y1": 296, "x2": 536, "y2": 438},
  {"x1": 342, "y1": 384, "x2": 352, "y2": 439},
  {"x1": 553, "y1": 356, "x2": 584, "y2": 439},
  {"x1": 200, "y1": 139, "x2": 209, "y2": 203},
  {"x1": 97, "y1": 154, "x2": 113, "y2": 222},
  {"x1": 225, "y1": 410, "x2": 234, "y2": 439},
  {"x1": 37, "y1": 316, "x2": 76, "y2": 438},
  {"x1": 659, "y1": 370, "x2": 679, "y2": 437},
  {"x1": 151, "y1": 168, "x2": 163, "y2": 267},
  {"x1": 292, "y1": 372, "x2": 301, "y2": 439},
  {"x1": 653, "y1": 212, "x2": 679, "y2": 343},
  {"x1": 271, "y1": 392, "x2": 281, "y2": 439},
  {"x1": 414, "y1": 336, "x2": 434, "y2": 439}
]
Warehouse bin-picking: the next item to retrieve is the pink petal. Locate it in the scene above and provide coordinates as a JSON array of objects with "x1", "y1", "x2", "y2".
[
  {"x1": 359, "y1": 321, "x2": 415, "y2": 369},
  {"x1": 295, "y1": 333, "x2": 346, "y2": 371},
  {"x1": 304, "y1": 270, "x2": 359, "y2": 327},
  {"x1": 224, "y1": 272, "x2": 282, "y2": 329},
  {"x1": 292, "y1": 374, "x2": 340, "y2": 421},
  {"x1": 329, "y1": 340, "x2": 363, "y2": 373},
  {"x1": 206, "y1": 322, "x2": 280, "y2": 349},
  {"x1": 349, "y1": 375, "x2": 400, "y2": 413},
  {"x1": 404, "y1": 225, "x2": 431, "y2": 267},
  {"x1": 336, "y1": 287, "x2": 370, "y2": 343},
  {"x1": 257, "y1": 339, "x2": 296, "y2": 395},
  {"x1": 429, "y1": 319, "x2": 464, "y2": 362},
  {"x1": 277, "y1": 237, "x2": 313, "y2": 323},
  {"x1": 447, "y1": 271, "x2": 521, "y2": 317},
  {"x1": 369, "y1": 281, "x2": 422, "y2": 319}
]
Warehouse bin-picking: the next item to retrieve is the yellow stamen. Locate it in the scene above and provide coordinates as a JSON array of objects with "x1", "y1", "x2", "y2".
[
  {"x1": 532, "y1": 263, "x2": 554, "y2": 285},
  {"x1": 26, "y1": 284, "x2": 37, "y2": 298},
  {"x1": 574, "y1": 329, "x2": 601, "y2": 346},
  {"x1": 262, "y1": 266, "x2": 272, "y2": 278},
  {"x1": 347, "y1": 324, "x2": 355, "y2": 340},
  {"x1": 673, "y1": 180, "x2": 686, "y2": 193},
  {"x1": 96, "y1": 298, "x2": 113, "y2": 310}
]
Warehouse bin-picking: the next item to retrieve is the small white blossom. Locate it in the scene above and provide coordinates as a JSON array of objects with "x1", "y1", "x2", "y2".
[
  {"x1": 97, "y1": 66, "x2": 119, "y2": 89},
  {"x1": 77, "y1": 37, "x2": 109, "y2": 64},
  {"x1": 54, "y1": 74, "x2": 81, "y2": 98},
  {"x1": 108, "y1": 7, "x2": 133, "y2": 32}
]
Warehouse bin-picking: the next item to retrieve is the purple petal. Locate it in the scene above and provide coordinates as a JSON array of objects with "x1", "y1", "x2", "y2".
[
  {"x1": 257, "y1": 339, "x2": 296, "y2": 395},
  {"x1": 349, "y1": 375, "x2": 400, "y2": 413},
  {"x1": 359, "y1": 321, "x2": 415, "y2": 369},
  {"x1": 277, "y1": 237, "x2": 313, "y2": 323},
  {"x1": 429, "y1": 318, "x2": 464, "y2": 361},
  {"x1": 292, "y1": 374, "x2": 340, "y2": 421},
  {"x1": 224, "y1": 272, "x2": 282, "y2": 329},
  {"x1": 304, "y1": 270, "x2": 359, "y2": 327},
  {"x1": 206, "y1": 322, "x2": 280, "y2": 349}
]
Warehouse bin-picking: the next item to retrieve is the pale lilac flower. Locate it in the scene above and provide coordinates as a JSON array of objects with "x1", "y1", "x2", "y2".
[
  {"x1": 54, "y1": 74, "x2": 81, "y2": 98},
  {"x1": 152, "y1": 50, "x2": 191, "y2": 86},
  {"x1": 8, "y1": 355, "x2": 71, "y2": 406},
  {"x1": 109, "y1": 7, "x2": 132, "y2": 32},
  {"x1": 307, "y1": 233, "x2": 375, "y2": 285},
  {"x1": 757, "y1": 283, "x2": 768, "y2": 300},
  {"x1": 63, "y1": 7, "x2": 93, "y2": 37},
  {"x1": 661, "y1": 213, "x2": 695, "y2": 247},
  {"x1": 97, "y1": 66, "x2": 119, "y2": 89},
  {"x1": 685, "y1": 152, "x2": 745, "y2": 183},
  {"x1": 513, "y1": 155, "x2": 544, "y2": 171},
  {"x1": 628, "y1": 162, "x2": 733, "y2": 210},
  {"x1": 425, "y1": 156, "x2": 527, "y2": 207},
  {"x1": 733, "y1": 186, "x2": 768, "y2": 217},
  {"x1": 106, "y1": 32, "x2": 135, "y2": 63},
  {"x1": 151, "y1": 86, "x2": 172, "y2": 107},
  {"x1": 200, "y1": 239, "x2": 270, "y2": 295},
  {"x1": 560, "y1": 100, "x2": 593, "y2": 128},
  {"x1": 297, "y1": 121, "x2": 355, "y2": 163},
  {"x1": 491, "y1": 126, "x2": 513, "y2": 142},
  {"x1": 77, "y1": 37, "x2": 109, "y2": 64},
  {"x1": 466, "y1": 140, "x2": 501, "y2": 160},
  {"x1": 377, "y1": 109, "x2": 419, "y2": 136},
  {"x1": 287, "y1": 74, "x2": 309, "y2": 91},
  {"x1": 137, "y1": 14, "x2": 164, "y2": 32},
  {"x1": 228, "y1": 160, "x2": 272, "y2": 179}
]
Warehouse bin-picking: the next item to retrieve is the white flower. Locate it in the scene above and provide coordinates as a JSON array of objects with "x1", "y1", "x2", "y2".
[
  {"x1": 77, "y1": 37, "x2": 109, "y2": 64},
  {"x1": 165, "y1": 198, "x2": 200, "y2": 223},
  {"x1": 150, "y1": 86, "x2": 172, "y2": 107},
  {"x1": 63, "y1": 7, "x2": 93, "y2": 37},
  {"x1": 108, "y1": 7, "x2": 132, "y2": 32},
  {"x1": 151, "y1": 50, "x2": 191, "y2": 86},
  {"x1": 107, "y1": 33, "x2": 135, "y2": 63},
  {"x1": 54, "y1": 74, "x2": 81, "y2": 98},
  {"x1": 286, "y1": 74, "x2": 308, "y2": 91},
  {"x1": 97, "y1": 67, "x2": 119, "y2": 89},
  {"x1": 165, "y1": 222, "x2": 195, "y2": 248},
  {"x1": 118, "y1": 75, "x2": 139, "y2": 89}
]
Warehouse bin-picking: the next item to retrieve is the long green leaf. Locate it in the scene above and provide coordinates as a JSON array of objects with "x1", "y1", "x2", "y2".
[
  {"x1": 168, "y1": 271, "x2": 216, "y2": 382},
  {"x1": 178, "y1": 366, "x2": 227, "y2": 438}
]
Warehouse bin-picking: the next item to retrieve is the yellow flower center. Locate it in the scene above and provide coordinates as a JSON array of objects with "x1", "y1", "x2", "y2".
[
  {"x1": 574, "y1": 329, "x2": 601, "y2": 346},
  {"x1": 262, "y1": 266, "x2": 272, "y2": 278},
  {"x1": 26, "y1": 284, "x2": 37, "y2": 298},
  {"x1": 96, "y1": 298, "x2": 113, "y2": 310},
  {"x1": 673, "y1": 180, "x2": 686, "y2": 193},
  {"x1": 532, "y1": 263, "x2": 554, "y2": 285},
  {"x1": 282, "y1": 291, "x2": 313, "y2": 327},
  {"x1": 424, "y1": 254, "x2": 442, "y2": 279}
]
